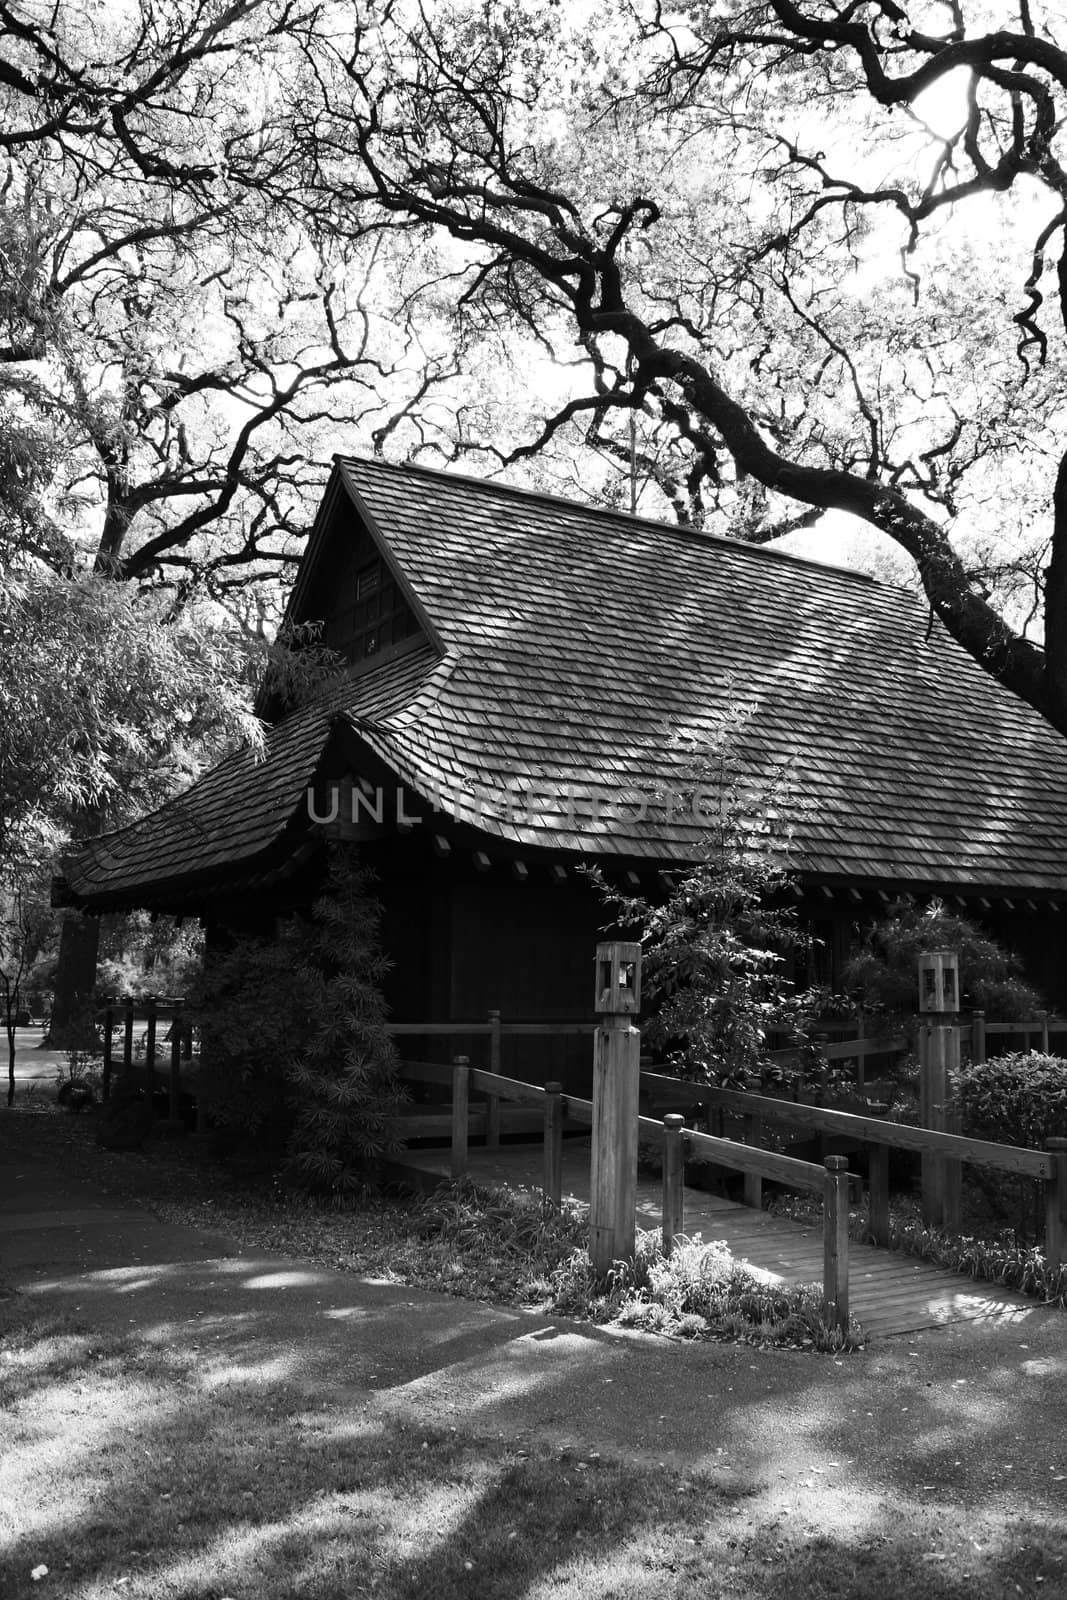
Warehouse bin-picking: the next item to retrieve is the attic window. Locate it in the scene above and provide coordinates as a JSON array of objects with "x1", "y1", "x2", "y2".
[{"x1": 325, "y1": 555, "x2": 420, "y2": 664}]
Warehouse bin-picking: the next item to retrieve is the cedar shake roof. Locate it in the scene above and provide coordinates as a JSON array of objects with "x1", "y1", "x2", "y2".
[
  {"x1": 59, "y1": 454, "x2": 1067, "y2": 910},
  {"x1": 59, "y1": 643, "x2": 439, "y2": 908}
]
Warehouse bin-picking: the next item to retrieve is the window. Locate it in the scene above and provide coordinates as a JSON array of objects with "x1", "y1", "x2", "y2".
[{"x1": 325, "y1": 557, "x2": 419, "y2": 663}]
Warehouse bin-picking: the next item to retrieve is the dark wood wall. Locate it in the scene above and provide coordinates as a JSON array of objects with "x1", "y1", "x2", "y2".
[{"x1": 368, "y1": 835, "x2": 606, "y2": 1093}]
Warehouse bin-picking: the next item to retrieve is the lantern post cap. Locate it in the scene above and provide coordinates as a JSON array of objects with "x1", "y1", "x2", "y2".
[{"x1": 594, "y1": 941, "x2": 642, "y2": 1015}]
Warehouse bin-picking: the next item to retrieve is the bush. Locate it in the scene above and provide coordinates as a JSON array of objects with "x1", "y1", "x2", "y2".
[
  {"x1": 844, "y1": 899, "x2": 1044, "y2": 1032},
  {"x1": 954, "y1": 1051, "x2": 1067, "y2": 1243},
  {"x1": 956, "y1": 1051, "x2": 1067, "y2": 1149},
  {"x1": 96, "y1": 1090, "x2": 155, "y2": 1150},
  {"x1": 187, "y1": 849, "x2": 406, "y2": 1197},
  {"x1": 186, "y1": 929, "x2": 305, "y2": 1157},
  {"x1": 281, "y1": 855, "x2": 407, "y2": 1198}
]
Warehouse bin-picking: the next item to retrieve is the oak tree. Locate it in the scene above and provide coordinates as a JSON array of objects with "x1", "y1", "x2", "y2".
[{"x1": 295, "y1": 0, "x2": 1067, "y2": 732}]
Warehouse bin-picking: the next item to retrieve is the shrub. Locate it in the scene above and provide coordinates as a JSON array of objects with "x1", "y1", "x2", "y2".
[
  {"x1": 187, "y1": 849, "x2": 406, "y2": 1195},
  {"x1": 956, "y1": 1051, "x2": 1067, "y2": 1150},
  {"x1": 844, "y1": 899, "x2": 1044, "y2": 1032},
  {"x1": 281, "y1": 855, "x2": 407, "y2": 1199},
  {"x1": 185, "y1": 926, "x2": 305, "y2": 1158},
  {"x1": 547, "y1": 1230, "x2": 863, "y2": 1350}
]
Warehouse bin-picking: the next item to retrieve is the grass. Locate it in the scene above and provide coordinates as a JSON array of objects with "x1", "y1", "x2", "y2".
[
  {"x1": 1, "y1": 1296, "x2": 1065, "y2": 1600},
  {"x1": 4, "y1": 1110, "x2": 1067, "y2": 1597},
  {"x1": 0, "y1": 1108, "x2": 860, "y2": 1350}
]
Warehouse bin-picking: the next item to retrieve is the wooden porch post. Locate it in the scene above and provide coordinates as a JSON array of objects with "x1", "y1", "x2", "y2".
[
  {"x1": 486, "y1": 1008, "x2": 502, "y2": 1149},
  {"x1": 451, "y1": 1056, "x2": 470, "y2": 1181},
  {"x1": 543, "y1": 1081, "x2": 563, "y2": 1211}
]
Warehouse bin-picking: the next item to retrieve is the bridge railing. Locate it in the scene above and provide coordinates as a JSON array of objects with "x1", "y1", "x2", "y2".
[
  {"x1": 396, "y1": 1056, "x2": 857, "y2": 1332},
  {"x1": 636, "y1": 1069, "x2": 1067, "y2": 1271}
]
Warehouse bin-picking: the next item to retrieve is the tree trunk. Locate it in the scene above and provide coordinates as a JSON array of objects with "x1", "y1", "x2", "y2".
[
  {"x1": 47, "y1": 911, "x2": 100, "y2": 1048},
  {"x1": 6, "y1": 1019, "x2": 14, "y2": 1107}
]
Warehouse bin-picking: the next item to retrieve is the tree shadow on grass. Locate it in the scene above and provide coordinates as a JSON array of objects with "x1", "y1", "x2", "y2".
[{"x1": 2, "y1": 1300, "x2": 1067, "y2": 1600}]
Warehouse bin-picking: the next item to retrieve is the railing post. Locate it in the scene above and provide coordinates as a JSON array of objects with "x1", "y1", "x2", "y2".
[
  {"x1": 1040, "y1": 1010, "x2": 1051, "y2": 1055},
  {"x1": 169, "y1": 1005, "x2": 182, "y2": 1123},
  {"x1": 1044, "y1": 1138, "x2": 1067, "y2": 1272},
  {"x1": 144, "y1": 995, "x2": 158, "y2": 1105},
  {"x1": 102, "y1": 1003, "x2": 114, "y2": 1103},
  {"x1": 742, "y1": 1110, "x2": 763, "y2": 1209},
  {"x1": 823, "y1": 1155, "x2": 850, "y2": 1332},
  {"x1": 919, "y1": 1021, "x2": 959, "y2": 1228},
  {"x1": 943, "y1": 1068, "x2": 962, "y2": 1233},
  {"x1": 971, "y1": 1009, "x2": 986, "y2": 1065},
  {"x1": 451, "y1": 1056, "x2": 470, "y2": 1181},
  {"x1": 486, "y1": 1008, "x2": 502, "y2": 1149},
  {"x1": 662, "y1": 1113, "x2": 685, "y2": 1256},
  {"x1": 543, "y1": 1080, "x2": 563, "y2": 1211},
  {"x1": 867, "y1": 1141, "x2": 890, "y2": 1248},
  {"x1": 122, "y1": 997, "x2": 134, "y2": 1079}
]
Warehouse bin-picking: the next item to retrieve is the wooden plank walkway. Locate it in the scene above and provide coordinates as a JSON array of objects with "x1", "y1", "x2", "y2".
[{"x1": 398, "y1": 1137, "x2": 1042, "y2": 1339}]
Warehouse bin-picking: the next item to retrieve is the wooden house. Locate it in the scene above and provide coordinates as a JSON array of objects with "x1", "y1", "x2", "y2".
[{"x1": 56, "y1": 457, "x2": 1067, "y2": 1090}]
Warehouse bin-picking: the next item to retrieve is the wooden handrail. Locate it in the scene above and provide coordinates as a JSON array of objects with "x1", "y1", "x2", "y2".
[
  {"x1": 984, "y1": 1019, "x2": 1067, "y2": 1034},
  {"x1": 396, "y1": 1059, "x2": 455, "y2": 1086},
  {"x1": 445, "y1": 1064, "x2": 840, "y2": 1195},
  {"x1": 451, "y1": 1059, "x2": 851, "y2": 1329},
  {"x1": 679, "y1": 1080, "x2": 1052, "y2": 1180},
  {"x1": 388, "y1": 1020, "x2": 598, "y2": 1036}
]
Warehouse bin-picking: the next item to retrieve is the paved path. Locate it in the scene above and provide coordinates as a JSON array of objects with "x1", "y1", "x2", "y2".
[{"x1": 399, "y1": 1138, "x2": 1038, "y2": 1339}]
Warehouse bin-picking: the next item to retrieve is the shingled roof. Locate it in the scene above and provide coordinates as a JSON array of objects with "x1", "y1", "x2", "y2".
[{"x1": 59, "y1": 454, "x2": 1067, "y2": 910}]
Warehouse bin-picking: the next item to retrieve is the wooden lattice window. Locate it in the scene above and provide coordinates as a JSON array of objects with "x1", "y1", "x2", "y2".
[{"x1": 325, "y1": 556, "x2": 419, "y2": 663}]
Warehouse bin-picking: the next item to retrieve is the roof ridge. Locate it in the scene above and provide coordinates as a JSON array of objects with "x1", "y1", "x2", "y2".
[{"x1": 336, "y1": 451, "x2": 900, "y2": 592}]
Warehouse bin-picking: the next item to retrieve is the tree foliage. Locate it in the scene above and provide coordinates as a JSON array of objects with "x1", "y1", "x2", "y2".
[
  {"x1": 0, "y1": 561, "x2": 267, "y2": 866},
  {"x1": 282, "y1": 851, "x2": 407, "y2": 1197},
  {"x1": 0, "y1": 871, "x2": 50, "y2": 1107},
  {"x1": 0, "y1": 0, "x2": 459, "y2": 595},
  {"x1": 595, "y1": 725, "x2": 829, "y2": 1087},
  {"x1": 843, "y1": 898, "x2": 1044, "y2": 1027},
  {"x1": 284, "y1": 0, "x2": 1067, "y2": 732}
]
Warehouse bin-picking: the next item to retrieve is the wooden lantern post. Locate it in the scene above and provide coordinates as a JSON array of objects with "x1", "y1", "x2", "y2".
[
  {"x1": 917, "y1": 949, "x2": 961, "y2": 1229},
  {"x1": 589, "y1": 940, "x2": 642, "y2": 1278}
]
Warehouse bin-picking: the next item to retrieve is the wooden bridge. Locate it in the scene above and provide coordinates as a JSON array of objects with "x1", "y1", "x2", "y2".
[
  {"x1": 390, "y1": 1051, "x2": 1061, "y2": 1341},
  {"x1": 94, "y1": 998, "x2": 1063, "y2": 1339}
]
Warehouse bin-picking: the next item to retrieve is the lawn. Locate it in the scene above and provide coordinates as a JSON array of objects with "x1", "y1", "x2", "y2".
[
  {"x1": 3, "y1": 1108, "x2": 1067, "y2": 1599},
  {"x1": 1, "y1": 1295, "x2": 1064, "y2": 1600}
]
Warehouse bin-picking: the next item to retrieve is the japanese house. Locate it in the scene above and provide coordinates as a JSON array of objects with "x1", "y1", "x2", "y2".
[{"x1": 56, "y1": 456, "x2": 1067, "y2": 1089}]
